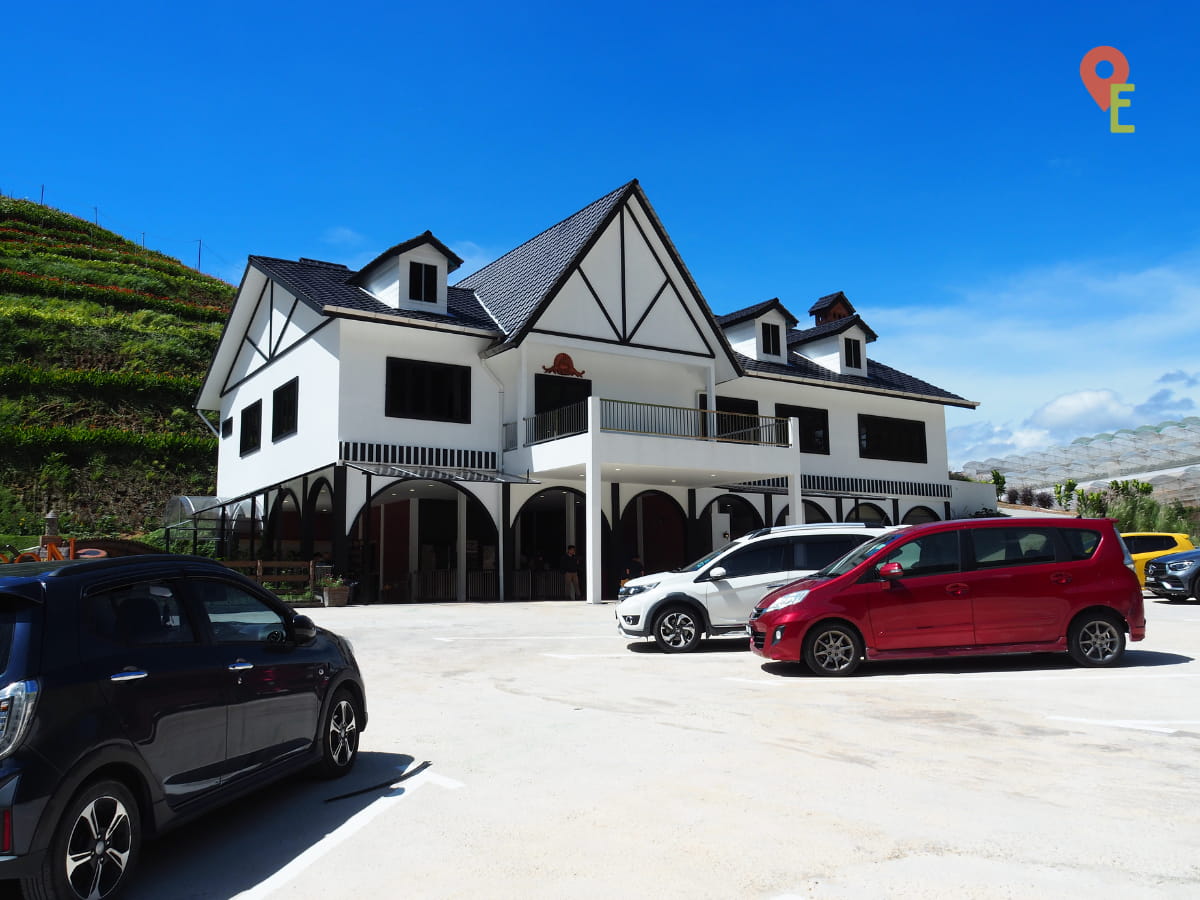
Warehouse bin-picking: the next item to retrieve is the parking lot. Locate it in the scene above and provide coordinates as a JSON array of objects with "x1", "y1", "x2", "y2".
[{"x1": 98, "y1": 595, "x2": 1200, "y2": 898}]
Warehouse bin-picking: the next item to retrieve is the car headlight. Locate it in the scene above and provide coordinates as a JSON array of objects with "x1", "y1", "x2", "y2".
[
  {"x1": 1166, "y1": 560, "x2": 1197, "y2": 572},
  {"x1": 765, "y1": 589, "x2": 809, "y2": 613},
  {"x1": 619, "y1": 582, "x2": 659, "y2": 597}
]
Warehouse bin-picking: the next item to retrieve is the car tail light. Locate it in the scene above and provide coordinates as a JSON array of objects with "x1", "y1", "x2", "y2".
[{"x1": 0, "y1": 680, "x2": 39, "y2": 760}]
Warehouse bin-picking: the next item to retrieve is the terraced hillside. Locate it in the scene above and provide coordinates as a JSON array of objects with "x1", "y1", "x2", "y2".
[{"x1": 0, "y1": 197, "x2": 234, "y2": 534}]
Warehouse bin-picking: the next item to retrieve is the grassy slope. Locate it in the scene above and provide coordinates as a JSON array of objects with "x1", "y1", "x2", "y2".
[{"x1": 0, "y1": 198, "x2": 234, "y2": 534}]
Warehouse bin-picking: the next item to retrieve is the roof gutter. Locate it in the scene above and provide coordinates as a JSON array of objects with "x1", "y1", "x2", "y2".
[
  {"x1": 322, "y1": 305, "x2": 500, "y2": 338},
  {"x1": 743, "y1": 370, "x2": 980, "y2": 409}
]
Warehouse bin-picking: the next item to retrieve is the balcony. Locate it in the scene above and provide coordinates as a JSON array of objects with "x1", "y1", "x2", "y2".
[
  {"x1": 521, "y1": 399, "x2": 789, "y2": 448},
  {"x1": 507, "y1": 398, "x2": 799, "y2": 488}
]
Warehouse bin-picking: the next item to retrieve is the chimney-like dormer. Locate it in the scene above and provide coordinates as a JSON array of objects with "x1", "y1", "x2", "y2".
[
  {"x1": 808, "y1": 290, "x2": 856, "y2": 325},
  {"x1": 349, "y1": 231, "x2": 463, "y2": 314}
]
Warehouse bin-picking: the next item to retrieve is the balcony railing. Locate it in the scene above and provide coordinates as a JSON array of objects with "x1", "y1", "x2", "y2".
[{"x1": 521, "y1": 399, "x2": 790, "y2": 448}]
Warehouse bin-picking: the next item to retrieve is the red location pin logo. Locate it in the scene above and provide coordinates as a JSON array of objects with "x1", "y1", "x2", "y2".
[{"x1": 1080, "y1": 46, "x2": 1130, "y2": 111}]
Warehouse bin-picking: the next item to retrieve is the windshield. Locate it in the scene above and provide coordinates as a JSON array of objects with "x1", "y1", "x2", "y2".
[
  {"x1": 817, "y1": 530, "x2": 908, "y2": 577},
  {"x1": 674, "y1": 542, "x2": 738, "y2": 573}
]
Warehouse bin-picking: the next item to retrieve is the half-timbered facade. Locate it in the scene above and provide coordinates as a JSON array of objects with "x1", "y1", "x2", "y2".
[{"x1": 190, "y1": 181, "x2": 991, "y2": 603}]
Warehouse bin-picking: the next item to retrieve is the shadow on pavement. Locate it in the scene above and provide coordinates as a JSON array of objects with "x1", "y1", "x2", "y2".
[
  {"x1": 626, "y1": 636, "x2": 747, "y2": 654},
  {"x1": 761, "y1": 648, "x2": 1193, "y2": 678},
  {"x1": 122, "y1": 751, "x2": 421, "y2": 899}
]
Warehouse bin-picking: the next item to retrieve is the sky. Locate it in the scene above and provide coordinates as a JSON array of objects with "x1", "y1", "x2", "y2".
[{"x1": 5, "y1": 1, "x2": 1198, "y2": 469}]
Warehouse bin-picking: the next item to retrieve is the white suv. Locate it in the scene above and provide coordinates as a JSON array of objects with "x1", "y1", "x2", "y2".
[{"x1": 616, "y1": 523, "x2": 898, "y2": 652}]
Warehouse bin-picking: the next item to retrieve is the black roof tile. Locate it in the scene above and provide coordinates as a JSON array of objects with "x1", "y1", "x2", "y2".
[
  {"x1": 248, "y1": 256, "x2": 498, "y2": 333},
  {"x1": 454, "y1": 181, "x2": 635, "y2": 337},
  {"x1": 788, "y1": 314, "x2": 878, "y2": 345},
  {"x1": 737, "y1": 351, "x2": 974, "y2": 407},
  {"x1": 716, "y1": 298, "x2": 798, "y2": 328}
]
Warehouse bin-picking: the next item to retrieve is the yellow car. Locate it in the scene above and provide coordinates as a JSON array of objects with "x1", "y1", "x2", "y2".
[{"x1": 1121, "y1": 532, "x2": 1196, "y2": 586}]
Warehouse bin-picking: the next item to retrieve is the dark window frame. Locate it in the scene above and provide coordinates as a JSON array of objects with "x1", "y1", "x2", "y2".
[
  {"x1": 845, "y1": 337, "x2": 862, "y2": 368},
  {"x1": 385, "y1": 357, "x2": 472, "y2": 424},
  {"x1": 762, "y1": 322, "x2": 781, "y2": 356},
  {"x1": 272, "y1": 377, "x2": 299, "y2": 442},
  {"x1": 775, "y1": 403, "x2": 830, "y2": 455},
  {"x1": 858, "y1": 413, "x2": 927, "y2": 464},
  {"x1": 408, "y1": 261, "x2": 438, "y2": 303},
  {"x1": 240, "y1": 401, "x2": 262, "y2": 456}
]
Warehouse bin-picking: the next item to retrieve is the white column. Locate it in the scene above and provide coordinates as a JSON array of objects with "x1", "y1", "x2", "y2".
[
  {"x1": 457, "y1": 490, "x2": 468, "y2": 602},
  {"x1": 585, "y1": 396, "x2": 603, "y2": 604},
  {"x1": 705, "y1": 366, "x2": 717, "y2": 440},
  {"x1": 517, "y1": 344, "x2": 528, "y2": 448},
  {"x1": 788, "y1": 417, "x2": 803, "y2": 523}
]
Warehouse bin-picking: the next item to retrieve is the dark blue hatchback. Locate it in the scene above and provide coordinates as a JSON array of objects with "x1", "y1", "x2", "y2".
[{"x1": 0, "y1": 554, "x2": 366, "y2": 900}]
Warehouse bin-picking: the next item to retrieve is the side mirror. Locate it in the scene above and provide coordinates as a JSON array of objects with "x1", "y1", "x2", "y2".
[
  {"x1": 708, "y1": 566, "x2": 728, "y2": 580},
  {"x1": 291, "y1": 614, "x2": 318, "y2": 643},
  {"x1": 878, "y1": 561, "x2": 904, "y2": 580}
]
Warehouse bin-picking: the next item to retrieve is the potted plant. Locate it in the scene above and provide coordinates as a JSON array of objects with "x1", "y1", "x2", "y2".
[{"x1": 319, "y1": 574, "x2": 350, "y2": 607}]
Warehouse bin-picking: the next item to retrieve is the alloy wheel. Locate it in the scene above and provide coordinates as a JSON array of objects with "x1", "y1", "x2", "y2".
[
  {"x1": 812, "y1": 630, "x2": 856, "y2": 672},
  {"x1": 1078, "y1": 620, "x2": 1121, "y2": 664},
  {"x1": 328, "y1": 698, "x2": 359, "y2": 766},
  {"x1": 64, "y1": 795, "x2": 133, "y2": 900}
]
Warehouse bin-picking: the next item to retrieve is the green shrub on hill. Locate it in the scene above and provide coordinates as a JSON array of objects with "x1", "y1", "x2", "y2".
[{"x1": 0, "y1": 196, "x2": 234, "y2": 535}]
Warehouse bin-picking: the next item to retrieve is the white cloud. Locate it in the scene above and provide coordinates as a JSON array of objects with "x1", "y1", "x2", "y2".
[
  {"x1": 868, "y1": 250, "x2": 1200, "y2": 468},
  {"x1": 321, "y1": 226, "x2": 366, "y2": 246}
]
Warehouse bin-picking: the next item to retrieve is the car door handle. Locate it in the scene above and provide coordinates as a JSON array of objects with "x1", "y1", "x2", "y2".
[
  {"x1": 110, "y1": 669, "x2": 148, "y2": 683},
  {"x1": 1050, "y1": 572, "x2": 1072, "y2": 584},
  {"x1": 945, "y1": 583, "x2": 969, "y2": 596},
  {"x1": 227, "y1": 660, "x2": 254, "y2": 672}
]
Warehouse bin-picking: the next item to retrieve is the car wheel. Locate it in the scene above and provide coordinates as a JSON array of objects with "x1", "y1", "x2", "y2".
[
  {"x1": 652, "y1": 605, "x2": 703, "y2": 653},
  {"x1": 1068, "y1": 614, "x2": 1126, "y2": 667},
  {"x1": 317, "y1": 687, "x2": 361, "y2": 778},
  {"x1": 803, "y1": 623, "x2": 864, "y2": 676},
  {"x1": 23, "y1": 779, "x2": 141, "y2": 900}
]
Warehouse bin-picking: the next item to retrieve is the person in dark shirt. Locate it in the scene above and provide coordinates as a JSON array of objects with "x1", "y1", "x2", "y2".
[{"x1": 562, "y1": 545, "x2": 582, "y2": 600}]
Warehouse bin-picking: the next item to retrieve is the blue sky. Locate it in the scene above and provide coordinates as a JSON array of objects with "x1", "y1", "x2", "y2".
[{"x1": 5, "y1": 1, "x2": 1197, "y2": 468}]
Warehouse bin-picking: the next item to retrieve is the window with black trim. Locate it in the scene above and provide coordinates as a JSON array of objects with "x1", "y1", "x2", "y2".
[
  {"x1": 845, "y1": 337, "x2": 862, "y2": 368},
  {"x1": 775, "y1": 404, "x2": 829, "y2": 454},
  {"x1": 762, "y1": 322, "x2": 781, "y2": 356},
  {"x1": 221, "y1": 417, "x2": 233, "y2": 438},
  {"x1": 699, "y1": 394, "x2": 759, "y2": 439},
  {"x1": 272, "y1": 377, "x2": 299, "y2": 442},
  {"x1": 385, "y1": 358, "x2": 471, "y2": 423},
  {"x1": 240, "y1": 401, "x2": 262, "y2": 455},
  {"x1": 858, "y1": 414, "x2": 926, "y2": 463},
  {"x1": 409, "y1": 262, "x2": 437, "y2": 302}
]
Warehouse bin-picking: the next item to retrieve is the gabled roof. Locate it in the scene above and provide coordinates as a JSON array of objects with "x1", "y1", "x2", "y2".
[
  {"x1": 738, "y1": 351, "x2": 976, "y2": 408},
  {"x1": 788, "y1": 313, "x2": 878, "y2": 345},
  {"x1": 350, "y1": 231, "x2": 464, "y2": 285},
  {"x1": 249, "y1": 255, "x2": 498, "y2": 333},
  {"x1": 808, "y1": 290, "x2": 857, "y2": 316},
  {"x1": 454, "y1": 181, "x2": 636, "y2": 338},
  {"x1": 716, "y1": 298, "x2": 798, "y2": 328}
]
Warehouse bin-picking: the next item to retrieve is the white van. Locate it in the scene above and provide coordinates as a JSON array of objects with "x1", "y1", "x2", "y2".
[{"x1": 615, "y1": 523, "x2": 898, "y2": 652}]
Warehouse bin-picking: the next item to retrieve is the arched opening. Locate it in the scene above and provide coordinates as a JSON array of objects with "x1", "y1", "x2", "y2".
[
  {"x1": 700, "y1": 495, "x2": 762, "y2": 553},
  {"x1": 264, "y1": 489, "x2": 302, "y2": 558},
  {"x1": 773, "y1": 500, "x2": 832, "y2": 526},
  {"x1": 621, "y1": 491, "x2": 688, "y2": 577},
  {"x1": 512, "y1": 488, "x2": 612, "y2": 600},
  {"x1": 847, "y1": 502, "x2": 890, "y2": 525},
  {"x1": 902, "y1": 505, "x2": 940, "y2": 525},
  {"x1": 352, "y1": 480, "x2": 499, "y2": 603},
  {"x1": 305, "y1": 480, "x2": 336, "y2": 561}
]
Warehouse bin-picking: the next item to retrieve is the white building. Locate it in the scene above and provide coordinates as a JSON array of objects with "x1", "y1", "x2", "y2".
[{"x1": 190, "y1": 181, "x2": 990, "y2": 603}]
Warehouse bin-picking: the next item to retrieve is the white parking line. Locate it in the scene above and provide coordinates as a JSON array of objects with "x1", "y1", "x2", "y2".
[
  {"x1": 543, "y1": 652, "x2": 631, "y2": 659},
  {"x1": 434, "y1": 635, "x2": 614, "y2": 642},
  {"x1": 1046, "y1": 716, "x2": 1200, "y2": 734},
  {"x1": 231, "y1": 768, "x2": 463, "y2": 900},
  {"x1": 871, "y1": 670, "x2": 1200, "y2": 684}
]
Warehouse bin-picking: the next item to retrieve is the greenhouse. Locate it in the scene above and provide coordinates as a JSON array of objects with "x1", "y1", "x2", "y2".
[{"x1": 960, "y1": 417, "x2": 1200, "y2": 506}]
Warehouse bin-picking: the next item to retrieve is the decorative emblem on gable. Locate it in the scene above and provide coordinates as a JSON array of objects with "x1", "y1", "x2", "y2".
[{"x1": 542, "y1": 353, "x2": 586, "y2": 377}]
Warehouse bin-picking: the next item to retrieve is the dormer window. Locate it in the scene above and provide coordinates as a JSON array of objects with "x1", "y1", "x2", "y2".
[
  {"x1": 762, "y1": 322, "x2": 781, "y2": 356},
  {"x1": 844, "y1": 337, "x2": 862, "y2": 369},
  {"x1": 409, "y1": 262, "x2": 438, "y2": 303}
]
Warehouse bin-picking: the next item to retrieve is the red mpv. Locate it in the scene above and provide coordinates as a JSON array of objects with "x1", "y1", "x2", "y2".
[{"x1": 749, "y1": 518, "x2": 1145, "y2": 676}]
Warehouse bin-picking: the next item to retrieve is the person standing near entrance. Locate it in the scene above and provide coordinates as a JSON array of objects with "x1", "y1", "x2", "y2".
[{"x1": 562, "y1": 545, "x2": 582, "y2": 600}]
